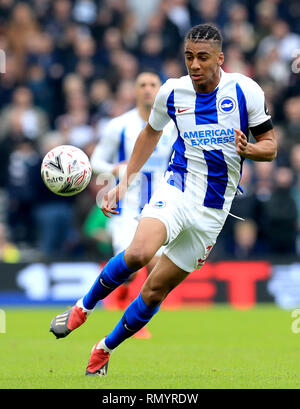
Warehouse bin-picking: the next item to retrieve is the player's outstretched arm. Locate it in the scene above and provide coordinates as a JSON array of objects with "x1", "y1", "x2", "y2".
[
  {"x1": 235, "y1": 128, "x2": 277, "y2": 162},
  {"x1": 101, "y1": 123, "x2": 162, "y2": 217}
]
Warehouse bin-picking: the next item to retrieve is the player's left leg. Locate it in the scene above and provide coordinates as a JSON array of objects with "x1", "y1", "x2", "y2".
[
  {"x1": 132, "y1": 254, "x2": 160, "y2": 339},
  {"x1": 50, "y1": 217, "x2": 166, "y2": 339},
  {"x1": 108, "y1": 217, "x2": 137, "y2": 310},
  {"x1": 85, "y1": 253, "x2": 189, "y2": 376}
]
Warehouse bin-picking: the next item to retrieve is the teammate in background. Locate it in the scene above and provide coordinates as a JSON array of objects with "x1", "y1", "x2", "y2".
[
  {"x1": 89, "y1": 71, "x2": 175, "y2": 338},
  {"x1": 50, "y1": 24, "x2": 277, "y2": 376}
]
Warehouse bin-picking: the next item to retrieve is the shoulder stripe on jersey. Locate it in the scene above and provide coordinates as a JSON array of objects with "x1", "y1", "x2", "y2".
[
  {"x1": 195, "y1": 89, "x2": 219, "y2": 125},
  {"x1": 203, "y1": 149, "x2": 228, "y2": 209},
  {"x1": 236, "y1": 83, "x2": 249, "y2": 137},
  {"x1": 166, "y1": 90, "x2": 187, "y2": 192}
]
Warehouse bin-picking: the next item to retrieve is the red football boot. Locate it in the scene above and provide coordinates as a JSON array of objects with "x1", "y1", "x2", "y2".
[
  {"x1": 85, "y1": 339, "x2": 112, "y2": 376},
  {"x1": 49, "y1": 298, "x2": 93, "y2": 339}
]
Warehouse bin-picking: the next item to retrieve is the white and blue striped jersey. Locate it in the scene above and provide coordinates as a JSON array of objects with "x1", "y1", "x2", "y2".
[
  {"x1": 91, "y1": 107, "x2": 175, "y2": 216},
  {"x1": 149, "y1": 69, "x2": 271, "y2": 212}
]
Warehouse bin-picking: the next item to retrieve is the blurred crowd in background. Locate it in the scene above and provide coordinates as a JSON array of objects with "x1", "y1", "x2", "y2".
[{"x1": 0, "y1": 0, "x2": 299, "y2": 263}]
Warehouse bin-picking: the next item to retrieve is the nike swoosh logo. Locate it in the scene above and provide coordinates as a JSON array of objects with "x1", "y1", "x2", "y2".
[
  {"x1": 178, "y1": 108, "x2": 190, "y2": 113},
  {"x1": 124, "y1": 323, "x2": 136, "y2": 332}
]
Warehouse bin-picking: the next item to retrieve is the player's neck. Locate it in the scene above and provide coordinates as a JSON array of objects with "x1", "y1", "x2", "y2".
[
  {"x1": 192, "y1": 68, "x2": 221, "y2": 94},
  {"x1": 137, "y1": 105, "x2": 151, "y2": 122}
]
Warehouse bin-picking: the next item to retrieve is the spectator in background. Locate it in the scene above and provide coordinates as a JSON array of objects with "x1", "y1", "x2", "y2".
[
  {"x1": 218, "y1": 160, "x2": 265, "y2": 259},
  {"x1": 98, "y1": 26, "x2": 124, "y2": 74},
  {"x1": 57, "y1": 91, "x2": 95, "y2": 149},
  {"x1": 0, "y1": 86, "x2": 48, "y2": 188},
  {"x1": 55, "y1": 73, "x2": 96, "y2": 149},
  {"x1": 262, "y1": 167, "x2": 298, "y2": 256},
  {"x1": 290, "y1": 144, "x2": 300, "y2": 246},
  {"x1": 256, "y1": 19, "x2": 300, "y2": 63},
  {"x1": 138, "y1": 32, "x2": 164, "y2": 72},
  {"x1": 25, "y1": 32, "x2": 56, "y2": 76},
  {"x1": 6, "y1": 2, "x2": 41, "y2": 81},
  {"x1": 89, "y1": 78, "x2": 114, "y2": 122},
  {"x1": 120, "y1": 11, "x2": 139, "y2": 54},
  {"x1": 161, "y1": 58, "x2": 185, "y2": 80},
  {"x1": 0, "y1": 86, "x2": 49, "y2": 148},
  {"x1": 0, "y1": 222, "x2": 20, "y2": 263},
  {"x1": 45, "y1": 0, "x2": 73, "y2": 47},
  {"x1": 253, "y1": 161, "x2": 275, "y2": 203},
  {"x1": 127, "y1": 0, "x2": 161, "y2": 33},
  {"x1": 283, "y1": 97, "x2": 300, "y2": 147},
  {"x1": 190, "y1": 0, "x2": 227, "y2": 29},
  {"x1": 231, "y1": 219, "x2": 264, "y2": 260},
  {"x1": 161, "y1": 0, "x2": 191, "y2": 39},
  {"x1": 6, "y1": 138, "x2": 40, "y2": 246},
  {"x1": 145, "y1": 5, "x2": 181, "y2": 59},
  {"x1": 62, "y1": 73, "x2": 86, "y2": 101},
  {"x1": 114, "y1": 79, "x2": 136, "y2": 112},
  {"x1": 110, "y1": 51, "x2": 139, "y2": 85},
  {"x1": 273, "y1": 125, "x2": 290, "y2": 167},
  {"x1": 27, "y1": 63, "x2": 54, "y2": 114},
  {"x1": 254, "y1": 1, "x2": 280, "y2": 44},
  {"x1": 0, "y1": 53, "x2": 19, "y2": 110},
  {"x1": 222, "y1": 44, "x2": 253, "y2": 77},
  {"x1": 223, "y1": 3, "x2": 256, "y2": 54},
  {"x1": 68, "y1": 34, "x2": 98, "y2": 82}
]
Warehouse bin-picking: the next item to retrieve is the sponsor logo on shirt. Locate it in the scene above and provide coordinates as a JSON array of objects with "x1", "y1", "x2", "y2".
[{"x1": 183, "y1": 128, "x2": 235, "y2": 146}]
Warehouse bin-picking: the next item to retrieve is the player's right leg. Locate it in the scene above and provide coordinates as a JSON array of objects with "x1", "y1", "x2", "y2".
[{"x1": 49, "y1": 217, "x2": 167, "y2": 339}]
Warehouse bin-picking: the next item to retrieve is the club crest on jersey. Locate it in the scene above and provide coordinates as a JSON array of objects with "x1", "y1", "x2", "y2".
[
  {"x1": 153, "y1": 200, "x2": 166, "y2": 208},
  {"x1": 218, "y1": 97, "x2": 236, "y2": 114}
]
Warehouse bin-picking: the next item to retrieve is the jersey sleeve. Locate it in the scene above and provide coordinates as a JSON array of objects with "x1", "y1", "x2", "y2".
[
  {"x1": 90, "y1": 118, "x2": 122, "y2": 174},
  {"x1": 149, "y1": 81, "x2": 172, "y2": 131},
  {"x1": 242, "y1": 77, "x2": 271, "y2": 128}
]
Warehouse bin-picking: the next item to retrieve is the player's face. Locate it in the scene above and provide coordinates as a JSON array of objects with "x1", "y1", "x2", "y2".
[
  {"x1": 135, "y1": 73, "x2": 161, "y2": 109},
  {"x1": 184, "y1": 40, "x2": 224, "y2": 92}
]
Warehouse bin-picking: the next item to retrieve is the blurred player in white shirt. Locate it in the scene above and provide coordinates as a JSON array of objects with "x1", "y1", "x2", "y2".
[{"x1": 90, "y1": 71, "x2": 175, "y2": 337}]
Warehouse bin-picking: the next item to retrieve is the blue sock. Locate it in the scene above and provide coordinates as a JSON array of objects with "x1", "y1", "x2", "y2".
[
  {"x1": 105, "y1": 293, "x2": 160, "y2": 350},
  {"x1": 82, "y1": 251, "x2": 136, "y2": 310}
]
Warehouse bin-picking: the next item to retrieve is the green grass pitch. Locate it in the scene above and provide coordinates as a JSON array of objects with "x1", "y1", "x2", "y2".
[{"x1": 0, "y1": 305, "x2": 300, "y2": 389}]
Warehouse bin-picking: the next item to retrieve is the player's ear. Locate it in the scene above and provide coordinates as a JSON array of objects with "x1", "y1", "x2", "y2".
[{"x1": 218, "y1": 51, "x2": 224, "y2": 67}]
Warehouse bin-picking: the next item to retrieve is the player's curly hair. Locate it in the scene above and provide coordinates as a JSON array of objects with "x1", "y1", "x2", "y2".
[{"x1": 185, "y1": 24, "x2": 223, "y2": 49}]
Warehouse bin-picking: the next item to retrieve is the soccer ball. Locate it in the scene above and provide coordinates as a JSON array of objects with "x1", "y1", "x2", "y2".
[{"x1": 41, "y1": 145, "x2": 92, "y2": 196}]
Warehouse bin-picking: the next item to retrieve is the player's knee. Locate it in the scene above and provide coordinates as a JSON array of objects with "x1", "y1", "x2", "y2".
[{"x1": 126, "y1": 246, "x2": 152, "y2": 270}]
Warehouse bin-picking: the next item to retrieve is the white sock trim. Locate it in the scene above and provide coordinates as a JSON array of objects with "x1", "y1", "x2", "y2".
[
  {"x1": 96, "y1": 338, "x2": 113, "y2": 354},
  {"x1": 76, "y1": 298, "x2": 94, "y2": 316}
]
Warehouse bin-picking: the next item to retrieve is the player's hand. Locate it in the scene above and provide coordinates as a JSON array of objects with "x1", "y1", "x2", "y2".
[
  {"x1": 101, "y1": 183, "x2": 128, "y2": 218},
  {"x1": 234, "y1": 129, "x2": 248, "y2": 157},
  {"x1": 101, "y1": 186, "x2": 120, "y2": 218}
]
